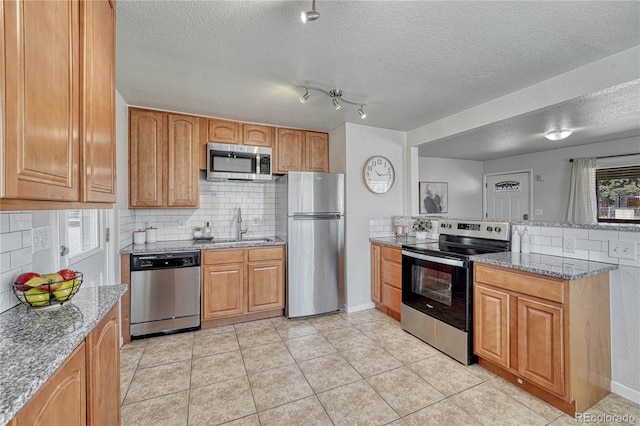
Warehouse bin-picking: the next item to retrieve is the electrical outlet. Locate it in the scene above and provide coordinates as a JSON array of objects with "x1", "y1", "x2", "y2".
[
  {"x1": 33, "y1": 226, "x2": 51, "y2": 253},
  {"x1": 563, "y1": 237, "x2": 575, "y2": 253},
  {"x1": 534, "y1": 209, "x2": 543, "y2": 216},
  {"x1": 609, "y1": 239, "x2": 637, "y2": 260},
  {"x1": 252, "y1": 217, "x2": 259, "y2": 226}
]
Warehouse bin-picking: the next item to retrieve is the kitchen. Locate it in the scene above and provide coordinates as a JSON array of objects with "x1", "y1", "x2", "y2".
[{"x1": 1, "y1": 1, "x2": 640, "y2": 425}]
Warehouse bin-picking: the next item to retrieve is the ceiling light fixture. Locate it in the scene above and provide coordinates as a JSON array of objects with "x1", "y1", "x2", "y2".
[
  {"x1": 300, "y1": 86, "x2": 368, "y2": 119},
  {"x1": 301, "y1": 0, "x2": 320, "y2": 23},
  {"x1": 300, "y1": 89, "x2": 310, "y2": 103},
  {"x1": 545, "y1": 129, "x2": 573, "y2": 141}
]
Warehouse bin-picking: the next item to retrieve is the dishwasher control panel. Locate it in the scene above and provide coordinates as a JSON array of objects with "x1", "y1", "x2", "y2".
[{"x1": 131, "y1": 251, "x2": 201, "y2": 270}]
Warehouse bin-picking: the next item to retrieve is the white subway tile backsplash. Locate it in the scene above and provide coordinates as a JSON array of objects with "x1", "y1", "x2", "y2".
[
  {"x1": 531, "y1": 235, "x2": 551, "y2": 246},
  {"x1": 0, "y1": 289, "x2": 19, "y2": 314},
  {"x1": 0, "y1": 232, "x2": 22, "y2": 253},
  {"x1": 22, "y1": 230, "x2": 32, "y2": 248},
  {"x1": 9, "y1": 213, "x2": 32, "y2": 232},
  {"x1": 545, "y1": 246, "x2": 564, "y2": 257},
  {"x1": 552, "y1": 237, "x2": 563, "y2": 247},
  {"x1": 589, "y1": 250, "x2": 620, "y2": 265},
  {"x1": 564, "y1": 228, "x2": 589, "y2": 239},
  {"x1": 540, "y1": 227, "x2": 563, "y2": 237},
  {"x1": 10, "y1": 247, "x2": 32, "y2": 269},
  {"x1": 588, "y1": 229, "x2": 619, "y2": 241},
  {"x1": 619, "y1": 231, "x2": 640, "y2": 242},
  {"x1": 0, "y1": 214, "x2": 9, "y2": 233},
  {"x1": 563, "y1": 249, "x2": 589, "y2": 260},
  {"x1": 576, "y1": 239, "x2": 603, "y2": 252}
]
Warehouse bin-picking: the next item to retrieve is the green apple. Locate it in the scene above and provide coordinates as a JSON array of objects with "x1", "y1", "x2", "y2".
[
  {"x1": 25, "y1": 276, "x2": 47, "y2": 288},
  {"x1": 18, "y1": 287, "x2": 50, "y2": 307},
  {"x1": 40, "y1": 273, "x2": 64, "y2": 292}
]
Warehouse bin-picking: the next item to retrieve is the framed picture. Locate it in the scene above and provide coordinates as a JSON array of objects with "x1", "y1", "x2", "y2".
[{"x1": 419, "y1": 182, "x2": 448, "y2": 214}]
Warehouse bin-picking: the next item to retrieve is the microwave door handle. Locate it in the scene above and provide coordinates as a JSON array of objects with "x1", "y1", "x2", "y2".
[{"x1": 401, "y1": 250, "x2": 466, "y2": 268}]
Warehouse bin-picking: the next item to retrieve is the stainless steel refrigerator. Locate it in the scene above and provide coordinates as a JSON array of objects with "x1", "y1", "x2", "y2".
[{"x1": 275, "y1": 172, "x2": 344, "y2": 318}]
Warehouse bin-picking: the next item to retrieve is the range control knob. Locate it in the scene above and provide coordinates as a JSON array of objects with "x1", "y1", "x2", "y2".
[
  {"x1": 486, "y1": 226, "x2": 493, "y2": 232},
  {"x1": 440, "y1": 223, "x2": 446, "y2": 228},
  {"x1": 447, "y1": 223, "x2": 452, "y2": 228},
  {"x1": 495, "y1": 226, "x2": 502, "y2": 233}
]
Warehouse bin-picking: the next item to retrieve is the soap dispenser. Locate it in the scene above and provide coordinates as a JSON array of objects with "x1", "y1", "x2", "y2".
[
  {"x1": 521, "y1": 227, "x2": 530, "y2": 254},
  {"x1": 511, "y1": 227, "x2": 521, "y2": 253},
  {"x1": 203, "y1": 221, "x2": 212, "y2": 239}
]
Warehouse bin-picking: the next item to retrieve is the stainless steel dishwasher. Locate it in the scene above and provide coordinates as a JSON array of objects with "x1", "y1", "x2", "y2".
[{"x1": 130, "y1": 251, "x2": 201, "y2": 337}]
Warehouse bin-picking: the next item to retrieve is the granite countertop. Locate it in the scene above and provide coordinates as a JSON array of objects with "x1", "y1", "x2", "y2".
[
  {"x1": 470, "y1": 252, "x2": 618, "y2": 280},
  {"x1": 510, "y1": 220, "x2": 640, "y2": 232},
  {"x1": 0, "y1": 284, "x2": 126, "y2": 425},
  {"x1": 120, "y1": 237, "x2": 286, "y2": 254},
  {"x1": 369, "y1": 236, "x2": 438, "y2": 248}
]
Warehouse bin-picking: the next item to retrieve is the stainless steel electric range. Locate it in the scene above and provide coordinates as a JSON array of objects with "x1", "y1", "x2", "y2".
[{"x1": 401, "y1": 219, "x2": 510, "y2": 365}]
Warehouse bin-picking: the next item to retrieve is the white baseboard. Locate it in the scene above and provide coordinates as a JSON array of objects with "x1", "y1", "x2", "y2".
[
  {"x1": 611, "y1": 381, "x2": 640, "y2": 405},
  {"x1": 345, "y1": 302, "x2": 375, "y2": 313}
]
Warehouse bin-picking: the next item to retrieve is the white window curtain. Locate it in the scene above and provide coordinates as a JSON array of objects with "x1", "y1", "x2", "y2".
[{"x1": 566, "y1": 158, "x2": 597, "y2": 224}]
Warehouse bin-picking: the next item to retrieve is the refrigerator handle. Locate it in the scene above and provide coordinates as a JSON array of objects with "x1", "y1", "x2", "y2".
[{"x1": 292, "y1": 214, "x2": 342, "y2": 220}]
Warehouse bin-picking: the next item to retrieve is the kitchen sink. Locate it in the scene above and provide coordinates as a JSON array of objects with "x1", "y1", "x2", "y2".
[{"x1": 194, "y1": 237, "x2": 275, "y2": 246}]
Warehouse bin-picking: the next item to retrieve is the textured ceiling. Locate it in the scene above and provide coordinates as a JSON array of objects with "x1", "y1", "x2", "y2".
[
  {"x1": 116, "y1": 1, "x2": 640, "y2": 135},
  {"x1": 418, "y1": 80, "x2": 640, "y2": 160}
]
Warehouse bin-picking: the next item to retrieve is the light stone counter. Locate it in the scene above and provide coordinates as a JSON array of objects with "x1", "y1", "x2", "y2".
[
  {"x1": 0, "y1": 284, "x2": 126, "y2": 425},
  {"x1": 120, "y1": 237, "x2": 286, "y2": 254},
  {"x1": 369, "y1": 236, "x2": 438, "y2": 248},
  {"x1": 470, "y1": 252, "x2": 618, "y2": 280}
]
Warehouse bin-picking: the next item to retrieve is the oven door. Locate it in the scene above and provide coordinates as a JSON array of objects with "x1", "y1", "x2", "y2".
[{"x1": 401, "y1": 249, "x2": 471, "y2": 331}]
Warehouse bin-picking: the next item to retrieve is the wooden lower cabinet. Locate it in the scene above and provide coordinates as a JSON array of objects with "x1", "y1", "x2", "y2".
[
  {"x1": 473, "y1": 263, "x2": 611, "y2": 416},
  {"x1": 202, "y1": 263, "x2": 245, "y2": 319},
  {"x1": 202, "y1": 246, "x2": 284, "y2": 326},
  {"x1": 370, "y1": 243, "x2": 402, "y2": 320},
  {"x1": 474, "y1": 284, "x2": 510, "y2": 368},
  {"x1": 11, "y1": 303, "x2": 121, "y2": 425},
  {"x1": 13, "y1": 343, "x2": 87, "y2": 426},
  {"x1": 86, "y1": 304, "x2": 120, "y2": 426}
]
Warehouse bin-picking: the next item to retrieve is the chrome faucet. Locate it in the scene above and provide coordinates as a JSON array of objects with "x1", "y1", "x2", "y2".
[{"x1": 236, "y1": 207, "x2": 248, "y2": 240}]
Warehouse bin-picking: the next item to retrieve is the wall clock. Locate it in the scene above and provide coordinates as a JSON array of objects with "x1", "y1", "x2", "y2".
[{"x1": 362, "y1": 156, "x2": 395, "y2": 194}]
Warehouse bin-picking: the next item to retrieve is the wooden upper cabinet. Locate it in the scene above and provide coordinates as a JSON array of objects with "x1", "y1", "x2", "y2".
[
  {"x1": 2, "y1": 0, "x2": 80, "y2": 201},
  {"x1": 305, "y1": 132, "x2": 329, "y2": 172},
  {"x1": 129, "y1": 109, "x2": 165, "y2": 207},
  {"x1": 13, "y1": 343, "x2": 86, "y2": 426},
  {"x1": 167, "y1": 114, "x2": 199, "y2": 207},
  {"x1": 276, "y1": 128, "x2": 305, "y2": 173},
  {"x1": 86, "y1": 305, "x2": 120, "y2": 426},
  {"x1": 208, "y1": 119, "x2": 242, "y2": 144},
  {"x1": 81, "y1": 0, "x2": 116, "y2": 203},
  {"x1": 243, "y1": 124, "x2": 273, "y2": 147}
]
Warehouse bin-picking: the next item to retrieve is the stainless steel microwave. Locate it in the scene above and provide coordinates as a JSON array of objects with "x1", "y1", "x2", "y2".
[{"x1": 206, "y1": 142, "x2": 272, "y2": 181}]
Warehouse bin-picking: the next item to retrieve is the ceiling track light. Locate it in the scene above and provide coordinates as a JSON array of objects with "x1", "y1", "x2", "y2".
[
  {"x1": 301, "y1": 0, "x2": 320, "y2": 23},
  {"x1": 299, "y1": 86, "x2": 368, "y2": 119},
  {"x1": 545, "y1": 129, "x2": 573, "y2": 140},
  {"x1": 300, "y1": 89, "x2": 310, "y2": 103}
]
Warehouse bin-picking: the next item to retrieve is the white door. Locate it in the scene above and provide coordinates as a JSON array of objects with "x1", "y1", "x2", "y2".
[
  {"x1": 484, "y1": 171, "x2": 531, "y2": 220},
  {"x1": 59, "y1": 209, "x2": 110, "y2": 289}
]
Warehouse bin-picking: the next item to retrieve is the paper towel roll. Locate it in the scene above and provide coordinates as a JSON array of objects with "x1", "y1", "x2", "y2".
[{"x1": 145, "y1": 227, "x2": 158, "y2": 243}]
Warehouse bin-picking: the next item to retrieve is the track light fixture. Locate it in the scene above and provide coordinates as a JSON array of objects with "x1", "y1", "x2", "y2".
[
  {"x1": 299, "y1": 86, "x2": 367, "y2": 119},
  {"x1": 300, "y1": 88, "x2": 310, "y2": 103},
  {"x1": 301, "y1": 0, "x2": 320, "y2": 23}
]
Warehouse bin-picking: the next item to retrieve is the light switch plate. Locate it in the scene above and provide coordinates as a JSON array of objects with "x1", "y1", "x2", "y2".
[
  {"x1": 609, "y1": 239, "x2": 637, "y2": 260},
  {"x1": 563, "y1": 237, "x2": 575, "y2": 253}
]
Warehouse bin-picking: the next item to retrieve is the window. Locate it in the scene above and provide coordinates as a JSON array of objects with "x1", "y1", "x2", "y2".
[
  {"x1": 596, "y1": 166, "x2": 640, "y2": 223},
  {"x1": 67, "y1": 210, "x2": 101, "y2": 260}
]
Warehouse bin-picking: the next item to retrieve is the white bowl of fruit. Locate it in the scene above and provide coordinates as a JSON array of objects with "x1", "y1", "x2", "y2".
[{"x1": 13, "y1": 269, "x2": 83, "y2": 309}]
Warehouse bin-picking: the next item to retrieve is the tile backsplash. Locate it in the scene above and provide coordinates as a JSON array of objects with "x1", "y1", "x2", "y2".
[
  {"x1": 0, "y1": 212, "x2": 34, "y2": 313},
  {"x1": 122, "y1": 180, "x2": 276, "y2": 244}
]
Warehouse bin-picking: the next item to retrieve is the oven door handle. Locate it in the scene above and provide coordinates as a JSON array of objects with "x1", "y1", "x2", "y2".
[{"x1": 402, "y1": 250, "x2": 466, "y2": 268}]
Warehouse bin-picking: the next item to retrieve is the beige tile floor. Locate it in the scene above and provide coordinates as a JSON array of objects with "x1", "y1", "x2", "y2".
[{"x1": 120, "y1": 309, "x2": 640, "y2": 426}]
